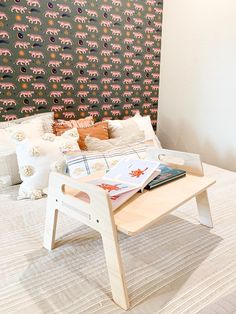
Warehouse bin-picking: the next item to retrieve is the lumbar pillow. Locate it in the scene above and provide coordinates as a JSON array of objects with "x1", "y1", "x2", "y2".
[
  {"x1": 64, "y1": 143, "x2": 154, "y2": 179},
  {"x1": 108, "y1": 112, "x2": 162, "y2": 148},
  {"x1": 0, "y1": 112, "x2": 54, "y2": 134},
  {"x1": 0, "y1": 118, "x2": 45, "y2": 187},
  {"x1": 85, "y1": 130, "x2": 145, "y2": 152},
  {"x1": 15, "y1": 128, "x2": 80, "y2": 200}
]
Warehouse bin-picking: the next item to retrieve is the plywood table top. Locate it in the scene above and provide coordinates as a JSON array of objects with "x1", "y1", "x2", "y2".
[{"x1": 114, "y1": 174, "x2": 215, "y2": 235}]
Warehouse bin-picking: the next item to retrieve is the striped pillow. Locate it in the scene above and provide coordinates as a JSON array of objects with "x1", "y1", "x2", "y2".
[{"x1": 65, "y1": 144, "x2": 152, "y2": 179}]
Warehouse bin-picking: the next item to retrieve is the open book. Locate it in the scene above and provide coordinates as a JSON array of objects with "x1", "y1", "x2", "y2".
[{"x1": 88, "y1": 158, "x2": 161, "y2": 210}]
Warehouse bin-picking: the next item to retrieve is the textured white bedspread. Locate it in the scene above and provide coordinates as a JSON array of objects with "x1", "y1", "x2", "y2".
[{"x1": 0, "y1": 164, "x2": 236, "y2": 314}]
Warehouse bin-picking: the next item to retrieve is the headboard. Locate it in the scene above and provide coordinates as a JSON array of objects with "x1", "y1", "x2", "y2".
[{"x1": 0, "y1": 0, "x2": 163, "y2": 128}]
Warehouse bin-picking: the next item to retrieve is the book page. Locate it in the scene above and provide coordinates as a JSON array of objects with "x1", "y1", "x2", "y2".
[
  {"x1": 88, "y1": 178, "x2": 138, "y2": 196},
  {"x1": 110, "y1": 188, "x2": 140, "y2": 210},
  {"x1": 103, "y1": 158, "x2": 160, "y2": 188}
]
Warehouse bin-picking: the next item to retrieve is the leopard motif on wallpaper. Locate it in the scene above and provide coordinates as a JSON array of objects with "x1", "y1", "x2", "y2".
[{"x1": 0, "y1": 0, "x2": 162, "y2": 126}]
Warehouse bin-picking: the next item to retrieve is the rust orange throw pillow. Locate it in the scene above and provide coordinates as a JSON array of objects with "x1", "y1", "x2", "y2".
[
  {"x1": 53, "y1": 116, "x2": 94, "y2": 136},
  {"x1": 78, "y1": 121, "x2": 109, "y2": 150}
]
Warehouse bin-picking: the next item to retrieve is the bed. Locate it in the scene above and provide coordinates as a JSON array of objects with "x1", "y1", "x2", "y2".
[{"x1": 0, "y1": 163, "x2": 236, "y2": 313}]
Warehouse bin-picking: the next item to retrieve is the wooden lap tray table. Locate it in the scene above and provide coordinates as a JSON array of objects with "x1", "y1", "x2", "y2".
[{"x1": 43, "y1": 164, "x2": 215, "y2": 310}]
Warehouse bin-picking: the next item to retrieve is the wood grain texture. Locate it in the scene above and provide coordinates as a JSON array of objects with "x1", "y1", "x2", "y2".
[{"x1": 114, "y1": 174, "x2": 215, "y2": 235}]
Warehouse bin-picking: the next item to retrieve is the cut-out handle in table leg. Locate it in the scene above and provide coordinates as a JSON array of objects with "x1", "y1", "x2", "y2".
[
  {"x1": 102, "y1": 234, "x2": 129, "y2": 310},
  {"x1": 43, "y1": 204, "x2": 58, "y2": 251},
  {"x1": 196, "y1": 190, "x2": 213, "y2": 228}
]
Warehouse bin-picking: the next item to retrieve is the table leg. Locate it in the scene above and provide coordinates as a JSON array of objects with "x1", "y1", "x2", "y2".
[
  {"x1": 102, "y1": 234, "x2": 129, "y2": 310},
  {"x1": 196, "y1": 190, "x2": 213, "y2": 228},
  {"x1": 43, "y1": 205, "x2": 58, "y2": 251}
]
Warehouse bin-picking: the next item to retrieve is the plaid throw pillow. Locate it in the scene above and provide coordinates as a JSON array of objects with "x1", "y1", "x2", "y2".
[{"x1": 64, "y1": 144, "x2": 152, "y2": 179}]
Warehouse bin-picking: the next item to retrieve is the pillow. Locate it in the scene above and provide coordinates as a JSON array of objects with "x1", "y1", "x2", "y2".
[
  {"x1": 108, "y1": 113, "x2": 162, "y2": 148},
  {"x1": 0, "y1": 175, "x2": 12, "y2": 188},
  {"x1": 0, "y1": 129, "x2": 15, "y2": 153},
  {"x1": 53, "y1": 116, "x2": 94, "y2": 136},
  {"x1": 0, "y1": 112, "x2": 54, "y2": 134},
  {"x1": 16, "y1": 128, "x2": 80, "y2": 200},
  {"x1": 65, "y1": 143, "x2": 154, "y2": 179},
  {"x1": 0, "y1": 151, "x2": 21, "y2": 187},
  {"x1": 5, "y1": 118, "x2": 44, "y2": 142},
  {"x1": 85, "y1": 130, "x2": 145, "y2": 152},
  {"x1": 0, "y1": 118, "x2": 45, "y2": 187},
  {"x1": 77, "y1": 121, "x2": 109, "y2": 150}
]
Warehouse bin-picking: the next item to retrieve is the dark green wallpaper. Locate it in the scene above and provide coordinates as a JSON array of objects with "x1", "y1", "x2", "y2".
[{"x1": 0, "y1": 0, "x2": 162, "y2": 126}]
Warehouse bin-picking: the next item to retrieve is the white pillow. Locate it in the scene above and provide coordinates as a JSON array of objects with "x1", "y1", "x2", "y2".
[
  {"x1": 85, "y1": 130, "x2": 145, "y2": 152},
  {"x1": 0, "y1": 150, "x2": 21, "y2": 187},
  {"x1": 132, "y1": 113, "x2": 159, "y2": 142},
  {"x1": 0, "y1": 129, "x2": 15, "y2": 153},
  {"x1": 0, "y1": 112, "x2": 54, "y2": 133},
  {"x1": 0, "y1": 175, "x2": 12, "y2": 188},
  {"x1": 0, "y1": 119, "x2": 45, "y2": 187},
  {"x1": 65, "y1": 143, "x2": 153, "y2": 179},
  {"x1": 16, "y1": 128, "x2": 80, "y2": 200},
  {"x1": 108, "y1": 113, "x2": 162, "y2": 148},
  {"x1": 5, "y1": 118, "x2": 44, "y2": 143}
]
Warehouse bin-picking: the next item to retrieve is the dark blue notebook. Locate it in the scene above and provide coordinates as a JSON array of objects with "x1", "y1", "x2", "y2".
[{"x1": 145, "y1": 164, "x2": 186, "y2": 190}]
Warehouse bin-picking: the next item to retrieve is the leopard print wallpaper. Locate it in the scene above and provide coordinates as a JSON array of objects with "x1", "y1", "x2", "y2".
[{"x1": 0, "y1": 0, "x2": 163, "y2": 126}]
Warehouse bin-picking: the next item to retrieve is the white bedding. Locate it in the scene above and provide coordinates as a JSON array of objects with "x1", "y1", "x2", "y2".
[{"x1": 0, "y1": 163, "x2": 236, "y2": 313}]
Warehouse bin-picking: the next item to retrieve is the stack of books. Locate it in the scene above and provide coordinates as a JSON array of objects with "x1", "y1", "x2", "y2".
[{"x1": 145, "y1": 164, "x2": 186, "y2": 190}]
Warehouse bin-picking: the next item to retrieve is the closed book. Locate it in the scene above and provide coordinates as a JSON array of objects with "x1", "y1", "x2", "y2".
[{"x1": 145, "y1": 164, "x2": 186, "y2": 190}]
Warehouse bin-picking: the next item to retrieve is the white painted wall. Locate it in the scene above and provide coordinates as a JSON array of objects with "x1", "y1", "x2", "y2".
[{"x1": 157, "y1": 0, "x2": 236, "y2": 171}]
